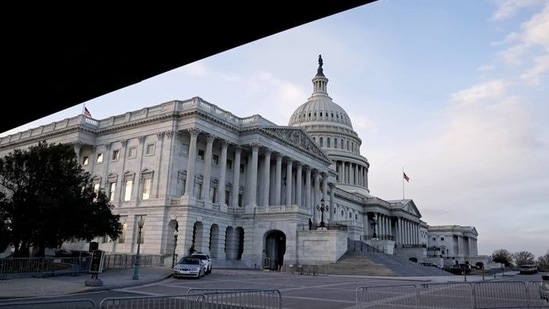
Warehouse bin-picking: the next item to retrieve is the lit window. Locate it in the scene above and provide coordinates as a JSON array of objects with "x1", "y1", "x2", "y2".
[
  {"x1": 97, "y1": 153, "x2": 103, "y2": 163},
  {"x1": 82, "y1": 156, "x2": 89, "y2": 166},
  {"x1": 124, "y1": 180, "x2": 133, "y2": 201},
  {"x1": 109, "y1": 182, "x2": 116, "y2": 200},
  {"x1": 118, "y1": 223, "x2": 126, "y2": 243},
  {"x1": 112, "y1": 149, "x2": 120, "y2": 161},
  {"x1": 142, "y1": 178, "x2": 151, "y2": 200}
]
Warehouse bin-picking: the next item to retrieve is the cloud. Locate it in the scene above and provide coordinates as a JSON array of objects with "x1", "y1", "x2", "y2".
[
  {"x1": 491, "y1": 0, "x2": 546, "y2": 21},
  {"x1": 496, "y1": 2, "x2": 549, "y2": 84}
]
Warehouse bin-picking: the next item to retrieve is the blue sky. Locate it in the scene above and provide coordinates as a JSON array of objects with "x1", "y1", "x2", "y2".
[{"x1": 2, "y1": 0, "x2": 548, "y2": 258}]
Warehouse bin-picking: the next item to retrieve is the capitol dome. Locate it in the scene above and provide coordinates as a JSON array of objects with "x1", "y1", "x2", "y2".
[
  {"x1": 288, "y1": 55, "x2": 371, "y2": 197},
  {"x1": 288, "y1": 55, "x2": 353, "y2": 130}
]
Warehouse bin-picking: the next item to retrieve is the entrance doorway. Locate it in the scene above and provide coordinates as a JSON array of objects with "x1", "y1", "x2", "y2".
[{"x1": 264, "y1": 230, "x2": 286, "y2": 271}]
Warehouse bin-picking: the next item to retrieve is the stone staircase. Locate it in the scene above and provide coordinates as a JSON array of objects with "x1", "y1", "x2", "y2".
[
  {"x1": 341, "y1": 239, "x2": 453, "y2": 277},
  {"x1": 322, "y1": 251, "x2": 395, "y2": 276}
]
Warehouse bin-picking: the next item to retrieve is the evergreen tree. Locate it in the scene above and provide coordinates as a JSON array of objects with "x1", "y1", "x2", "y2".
[{"x1": 0, "y1": 141, "x2": 122, "y2": 257}]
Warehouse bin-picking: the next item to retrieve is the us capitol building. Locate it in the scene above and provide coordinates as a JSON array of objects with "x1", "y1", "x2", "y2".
[{"x1": 0, "y1": 56, "x2": 481, "y2": 269}]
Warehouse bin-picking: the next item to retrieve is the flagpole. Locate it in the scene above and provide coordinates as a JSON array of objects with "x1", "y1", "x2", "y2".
[{"x1": 402, "y1": 167, "x2": 405, "y2": 200}]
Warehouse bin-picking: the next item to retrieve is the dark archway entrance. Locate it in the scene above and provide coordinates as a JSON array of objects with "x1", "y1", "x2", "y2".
[{"x1": 264, "y1": 231, "x2": 286, "y2": 271}]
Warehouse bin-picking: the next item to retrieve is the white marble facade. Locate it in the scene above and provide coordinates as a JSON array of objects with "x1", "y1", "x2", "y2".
[{"x1": 0, "y1": 57, "x2": 479, "y2": 269}]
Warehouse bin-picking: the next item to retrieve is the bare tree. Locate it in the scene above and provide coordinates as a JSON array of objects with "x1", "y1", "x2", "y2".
[
  {"x1": 538, "y1": 254, "x2": 549, "y2": 272},
  {"x1": 492, "y1": 249, "x2": 513, "y2": 267},
  {"x1": 513, "y1": 251, "x2": 535, "y2": 266}
]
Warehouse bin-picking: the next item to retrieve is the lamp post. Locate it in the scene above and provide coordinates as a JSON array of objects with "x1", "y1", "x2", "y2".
[
  {"x1": 171, "y1": 227, "x2": 179, "y2": 268},
  {"x1": 132, "y1": 216, "x2": 145, "y2": 280},
  {"x1": 316, "y1": 199, "x2": 328, "y2": 228}
]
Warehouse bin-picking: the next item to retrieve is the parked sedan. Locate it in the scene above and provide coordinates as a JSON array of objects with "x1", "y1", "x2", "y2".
[
  {"x1": 192, "y1": 252, "x2": 212, "y2": 274},
  {"x1": 173, "y1": 257, "x2": 205, "y2": 279}
]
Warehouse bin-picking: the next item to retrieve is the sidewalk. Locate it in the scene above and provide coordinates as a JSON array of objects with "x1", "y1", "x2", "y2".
[{"x1": 0, "y1": 266, "x2": 173, "y2": 299}]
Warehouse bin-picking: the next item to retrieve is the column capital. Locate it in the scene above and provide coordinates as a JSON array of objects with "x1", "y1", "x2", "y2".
[
  {"x1": 188, "y1": 127, "x2": 201, "y2": 136},
  {"x1": 206, "y1": 133, "x2": 216, "y2": 142}
]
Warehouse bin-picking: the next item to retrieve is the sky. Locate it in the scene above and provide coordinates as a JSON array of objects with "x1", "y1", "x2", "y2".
[{"x1": 2, "y1": 0, "x2": 548, "y2": 258}]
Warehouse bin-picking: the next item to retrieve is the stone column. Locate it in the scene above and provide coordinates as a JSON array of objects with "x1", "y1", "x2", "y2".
[
  {"x1": 231, "y1": 147, "x2": 242, "y2": 207},
  {"x1": 295, "y1": 162, "x2": 302, "y2": 207},
  {"x1": 329, "y1": 183, "x2": 334, "y2": 221},
  {"x1": 261, "y1": 149, "x2": 271, "y2": 206},
  {"x1": 274, "y1": 153, "x2": 282, "y2": 205},
  {"x1": 184, "y1": 128, "x2": 200, "y2": 196},
  {"x1": 201, "y1": 134, "x2": 215, "y2": 201},
  {"x1": 218, "y1": 141, "x2": 229, "y2": 205},
  {"x1": 305, "y1": 166, "x2": 311, "y2": 211},
  {"x1": 248, "y1": 144, "x2": 259, "y2": 206},
  {"x1": 285, "y1": 158, "x2": 293, "y2": 205}
]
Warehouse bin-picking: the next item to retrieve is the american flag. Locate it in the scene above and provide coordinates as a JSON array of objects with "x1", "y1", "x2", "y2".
[{"x1": 83, "y1": 106, "x2": 92, "y2": 117}]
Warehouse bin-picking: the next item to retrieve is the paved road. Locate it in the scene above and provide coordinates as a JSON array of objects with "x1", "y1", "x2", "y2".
[{"x1": 1, "y1": 268, "x2": 546, "y2": 309}]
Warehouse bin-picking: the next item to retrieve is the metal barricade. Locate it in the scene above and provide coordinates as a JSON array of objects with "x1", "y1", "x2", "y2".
[
  {"x1": 356, "y1": 281, "x2": 547, "y2": 309},
  {"x1": 417, "y1": 282, "x2": 474, "y2": 308},
  {"x1": 187, "y1": 288, "x2": 282, "y2": 309},
  {"x1": 526, "y1": 281, "x2": 548, "y2": 308},
  {"x1": 0, "y1": 298, "x2": 95, "y2": 309},
  {"x1": 473, "y1": 281, "x2": 530, "y2": 308},
  {"x1": 100, "y1": 294, "x2": 205, "y2": 309},
  {"x1": 355, "y1": 284, "x2": 418, "y2": 308}
]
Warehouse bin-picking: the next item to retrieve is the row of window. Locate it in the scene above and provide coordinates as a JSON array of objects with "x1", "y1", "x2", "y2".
[
  {"x1": 83, "y1": 144, "x2": 156, "y2": 166},
  {"x1": 311, "y1": 136, "x2": 358, "y2": 152}
]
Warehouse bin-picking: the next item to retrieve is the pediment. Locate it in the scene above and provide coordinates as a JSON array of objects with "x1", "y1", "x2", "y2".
[
  {"x1": 261, "y1": 127, "x2": 331, "y2": 162},
  {"x1": 389, "y1": 199, "x2": 422, "y2": 218}
]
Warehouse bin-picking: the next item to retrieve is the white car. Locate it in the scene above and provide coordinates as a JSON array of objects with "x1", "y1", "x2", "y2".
[
  {"x1": 192, "y1": 252, "x2": 212, "y2": 274},
  {"x1": 173, "y1": 257, "x2": 205, "y2": 279}
]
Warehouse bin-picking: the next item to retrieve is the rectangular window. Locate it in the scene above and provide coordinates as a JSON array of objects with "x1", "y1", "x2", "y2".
[
  {"x1": 210, "y1": 186, "x2": 216, "y2": 203},
  {"x1": 181, "y1": 144, "x2": 189, "y2": 155},
  {"x1": 198, "y1": 149, "x2": 205, "y2": 160},
  {"x1": 177, "y1": 178, "x2": 185, "y2": 196},
  {"x1": 109, "y1": 182, "x2": 116, "y2": 201},
  {"x1": 118, "y1": 223, "x2": 126, "y2": 244},
  {"x1": 194, "y1": 183, "x2": 202, "y2": 199},
  {"x1": 227, "y1": 159, "x2": 233, "y2": 169},
  {"x1": 146, "y1": 144, "x2": 155, "y2": 155},
  {"x1": 124, "y1": 180, "x2": 133, "y2": 201},
  {"x1": 112, "y1": 149, "x2": 120, "y2": 161},
  {"x1": 128, "y1": 147, "x2": 137, "y2": 159},
  {"x1": 240, "y1": 164, "x2": 245, "y2": 173},
  {"x1": 142, "y1": 178, "x2": 151, "y2": 200},
  {"x1": 441, "y1": 237, "x2": 445, "y2": 241},
  {"x1": 97, "y1": 153, "x2": 103, "y2": 163},
  {"x1": 225, "y1": 189, "x2": 230, "y2": 205},
  {"x1": 82, "y1": 156, "x2": 89, "y2": 166},
  {"x1": 213, "y1": 154, "x2": 219, "y2": 165}
]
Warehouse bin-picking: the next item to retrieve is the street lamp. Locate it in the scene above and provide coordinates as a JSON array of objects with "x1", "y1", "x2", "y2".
[
  {"x1": 316, "y1": 199, "x2": 328, "y2": 228},
  {"x1": 132, "y1": 216, "x2": 145, "y2": 280},
  {"x1": 171, "y1": 222, "x2": 179, "y2": 268}
]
